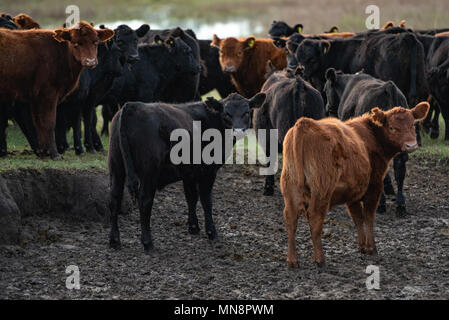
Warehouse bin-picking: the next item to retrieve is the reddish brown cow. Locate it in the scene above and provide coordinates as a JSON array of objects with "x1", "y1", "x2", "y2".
[
  {"x1": 280, "y1": 102, "x2": 429, "y2": 268},
  {"x1": 13, "y1": 13, "x2": 40, "y2": 29},
  {"x1": 0, "y1": 21, "x2": 113, "y2": 158},
  {"x1": 211, "y1": 35, "x2": 286, "y2": 97}
]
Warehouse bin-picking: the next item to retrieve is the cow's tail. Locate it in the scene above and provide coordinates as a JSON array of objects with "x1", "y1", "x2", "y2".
[{"x1": 118, "y1": 103, "x2": 139, "y2": 200}]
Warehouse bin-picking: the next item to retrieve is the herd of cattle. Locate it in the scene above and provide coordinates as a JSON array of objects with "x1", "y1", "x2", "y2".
[{"x1": 0, "y1": 13, "x2": 445, "y2": 267}]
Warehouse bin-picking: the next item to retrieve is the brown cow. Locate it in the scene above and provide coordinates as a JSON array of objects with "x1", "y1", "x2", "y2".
[
  {"x1": 211, "y1": 35, "x2": 286, "y2": 98},
  {"x1": 13, "y1": 13, "x2": 40, "y2": 29},
  {"x1": 280, "y1": 102, "x2": 429, "y2": 268},
  {"x1": 0, "y1": 21, "x2": 113, "y2": 158}
]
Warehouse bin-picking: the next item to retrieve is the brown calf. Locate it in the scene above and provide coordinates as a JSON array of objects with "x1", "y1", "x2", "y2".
[
  {"x1": 13, "y1": 13, "x2": 40, "y2": 29},
  {"x1": 211, "y1": 35, "x2": 286, "y2": 98},
  {"x1": 280, "y1": 102, "x2": 429, "y2": 268},
  {"x1": 0, "y1": 21, "x2": 113, "y2": 158}
]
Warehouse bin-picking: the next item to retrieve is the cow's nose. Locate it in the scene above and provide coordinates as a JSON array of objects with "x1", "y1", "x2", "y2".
[
  {"x1": 84, "y1": 58, "x2": 98, "y2": 68},
  {"x1": 223, "y1": 65, "x2": 236, "y2": 73},
  {"x1": 404, "y1": 142, "x2": 418, "y2": 153},
  {"x1": 127, "y1": 55, "x2": 140, "y2": 64}
]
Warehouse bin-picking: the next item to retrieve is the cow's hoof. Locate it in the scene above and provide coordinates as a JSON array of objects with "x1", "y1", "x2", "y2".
[
  {"x1": 206, "y1": 229, "x2": 218, "y2": 241},
  {"x1": 94, "y1": 145, "x2": 105, "y2": 153},
  {"x1": 396, "y1": 205, "x2": 407, "y2": 218},
  {"x1": 86, "y1": 148, "x2": 97, "y2": 154},
  {"x1": 109, "y1": 240, "x2": 121, "y2": 250},
  {"x1": 365, "y1": 247, "x2": 377, "y2": 256},
  {"x1": 75, "y1": 148, "x2": 85, "y2": 156},
  {"x1": 51, "y1": 153, "x2": 63, "y2": 161},
  {"x1": 430, "y1": 129, "x2": 440, "y2": 140},
  {"x1": 143, "y1": 243, "x2": 154, "y2": 253},
  {"x1": 376, "y1": 204, "x2": 386, "y2": 214},
  {"x1": 287, "y1": 260, "x2": 299, "y2": 268},
  {"x1": 315, "y1": 261, "x2": 326, "y2": 269},
  {"x1": 263, "y1": 186, "x2": 274, "y2": 196},
  {"x1": 188, "y1": 224, "x2": 200, "y2": 235},
  {"x1": 384, "y1": 184, "x2": 395, "y2": 196}
]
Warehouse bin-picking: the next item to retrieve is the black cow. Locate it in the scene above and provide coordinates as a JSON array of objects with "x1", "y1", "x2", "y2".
[
  {"x1": 140, "y1": 27, "x2": 202, "y2": 102},
  {"x1": 198, "y1": 39, "x2": 236, "y2": 97},
  {"x1": 295, "y1": 31, "x2": 428, "y2": 142},
  {"x1": 55, "y1": 24, "x2": 150, "y2": 155},
  {"x1": 324, "y1": 68, "x2": 412, "y2": 217},
  {"x1": 108, "y1": 93, "x2": 266, "y2": 252},
  {"x1": 254, "y1": 64, "x2": 325, "y2": 196},
  {"x1": 0, "y1": 15, "x2": 17, "y2": 29},
  {"x1": 268, "y1": 21, "x2": 303, "y2": 37},
  {"x1": 426, "y1": 35, "x2": 449, "y2": 140}
]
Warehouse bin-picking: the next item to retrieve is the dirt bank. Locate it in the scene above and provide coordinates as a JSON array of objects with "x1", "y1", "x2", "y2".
[{"x1": 0, "y1": 158, "x2": 448, "y2": 299}]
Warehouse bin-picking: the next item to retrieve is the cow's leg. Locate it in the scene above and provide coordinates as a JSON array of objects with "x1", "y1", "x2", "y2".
[
  {"x1": 72, "y1": 112, "x2": 85, "y2": 155},
  {"x1": 32, "y1": 98, "x2": 60, "y2": 159},
  {"x1": 377, "y1": 192, "x2": 386, "y2": 214},
  {"x1": 383, "y1": 172, "x2": 395, "y2": 196},
  {"x1": 55, "y1": 106, "x2": 68, "y2": 154},
  {"x1": 182, "y1": 179, "x2": 200, "y2": 235},
  {"x1": 307, "y1": 195, "x2": 329, "y2": 267},
  {"x1": 430, "y1": 105, "x2": 440, "y2": 139},
  {"x1": 199, "y1": 172, "x2": 218, "y2": 240},
  {"x1": 347, "y1": 202, "x2": 367, "y2": 254},
  {"x1": 83, "y1": 106, "x2": 95, "y2": 153},
  {"x1": 138, "y1": 181, "x2": 156, "y2": 253},
  {"x1": 0, "y1": 106, "x2": 7, "y2": 157},
  {"x1": 282, "y1": 186, "x2": 304, "y2": 268},
  {"x1": 362, "y1": 188, "x2": 382, "y2": 256},
  {"x1": 415, "y1": 123, "x2": 422, "y2": 147},
  {"x1": 109, "y1": 167, "x2": 125, "y2": 250},
  {"x1": 14, "y1": 104, "x2": 38, "y2": 154},
  {"x1": 91, "y1": 110, "x2": 105, "y2": 152},
  {"x1": 439, "y1": 102, "x2": 449, "y2": 140},
  {"x1": 261, "y1": 133, "x2": 274, "y2": 196},
  {"x1": 393, "y1": 152, "x2": 408, "y2": 218}
]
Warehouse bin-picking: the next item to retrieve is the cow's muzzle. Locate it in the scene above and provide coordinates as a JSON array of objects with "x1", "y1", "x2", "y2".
[
  {"x1": 83, "y1": 58, "x2": 98, "y2": 69},
  {"x1": 223, "y1": 65, "x2": 236, "y2": 73},
  {"x1": 127, "y1": 54, "x2": 140, "y2": 64},
  {"x1": 404, "y1": 142, "x2": 418, "y2": 153}
]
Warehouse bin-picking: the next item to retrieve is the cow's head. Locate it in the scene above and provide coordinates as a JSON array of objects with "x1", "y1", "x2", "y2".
[
  {"x1": 154, "y1": 35, "x2": 201, "y2": 75},
  {"x1": 295, "y1": 39, "x2": 330, "y2": 89},
  {"x1": 107, "y1": 24, "x2": 150, "y2": 64},
  {"x1": 323, "y1": 68, "x2": 345, "y2": 116},
  {"x1": 273, "y1": 33, "x2": 305, "y2": 70},
  {"x1": 370, "y1": 102, "x2": 429, "y2": 153},
  {"x1": 0, "y1": 14, "x2": 18, "y2": 30},
  {"x1": 268, "y1": 20, "x2": 303, "y2": 37},
  {"x1": 211, "y1": 35, "x2": 257, "y2": 74},
  {"x1": 53, "y1": 21, "x2": 114, "y2": 69},
  {"x1": 206, "y1": 93, "x2": 266, "y2": 132},
  {"x1": 13, "y1": 13, "x2": 40, "y2": 29}
]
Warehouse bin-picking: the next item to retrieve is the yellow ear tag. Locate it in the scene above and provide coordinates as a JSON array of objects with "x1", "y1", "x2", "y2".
[
  {"x1": 324, "y1": 47, "x2": 328, "y2": 54},
  {"x1": 333, "y1": 28, "x2": 338, "y2": 33},
  {"x1": 297, "y1": 26, "x2": 302, "y2": 33},
  {"x1": 157, "y1": 40, "x2": 163, "y2": 44},
  {"x1": 248, "y1": 39, "x2": 255, "y2": 47},
  {"x1": 170, "y1": 40, "x2": 174, "y2": 45}
]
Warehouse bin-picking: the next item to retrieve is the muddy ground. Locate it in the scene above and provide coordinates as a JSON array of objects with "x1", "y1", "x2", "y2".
[{"x1": 0, "y1": 157, "x2": 448, "y2": 299}]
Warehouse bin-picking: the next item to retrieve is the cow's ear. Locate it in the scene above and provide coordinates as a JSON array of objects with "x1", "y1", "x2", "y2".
[
  {"x1": 154, "y1": 35, "x2": 164, "y2": 45},
  {"x1": 97, "y1": 28, "x2": 114, "y2": 42},
  {"x1": 165, "y1": 36, "x2": 175, "y2": 48},
  {"x1": 272, "y1": 37, "x2": 286, "y2": 49},
  {"x1": 205, "y1": 97, "x2": 223, "y2": 114},
  {"x1": 171, "y1": 27, "x2": 184, "y2": 38},
  {"x1": 53, "y1": 28, "x2": 71, "y2": 42},
  {"x1": 293, "y1": 24, "x2": 303, "y2": 34},
  {"x1": 330, "y1": 26, "x2": 339, "y2": 33},
  {"x1": 412, "y1": 102, "x2": 430, "y2": 121},
  {"x1": 286, "y1": 40, "x2": 299, "y2": 54},
  {"x1": 248, "y1": 93, "x2": 266, "y2": 109},
  {"x1": 244, "y1": 36, "x2": 256, "y2": 50},
  {"x1": 211, "y1": 34, "x2": 221, "y2": 48},
  {"x1": 136, "y1": 24, "x2": 150, "y2": 38},
  {"x1": 321, "y1": 41, "x2": 331, "y2": 55},
  {"x1": 325, "y1": 68, "x2": 337, "y2": 82},
  {"x1": 371, "y1": 107, "x2": 386, "y2": 126}
]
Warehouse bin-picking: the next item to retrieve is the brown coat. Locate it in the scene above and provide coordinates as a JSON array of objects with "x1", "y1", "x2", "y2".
[
  {"x1": 211, "y1": 35, "x2": 286, "y2": 98},
  {"x1": 280, "y1": 102, "x2": 429, "y2": 268},
  {"x1": 0, "y1": 22, "x2": 113, "y2": 158}
]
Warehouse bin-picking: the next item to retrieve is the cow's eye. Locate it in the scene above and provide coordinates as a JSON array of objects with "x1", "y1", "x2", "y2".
[{"x1": 389, "y1": 126, "x2": 395, "y2": 131}]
